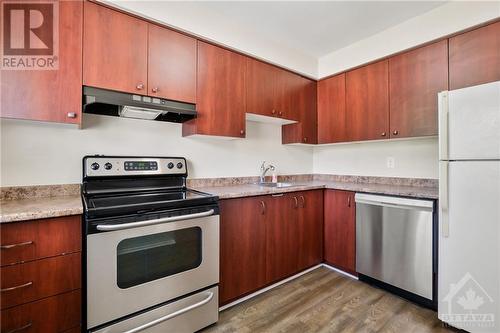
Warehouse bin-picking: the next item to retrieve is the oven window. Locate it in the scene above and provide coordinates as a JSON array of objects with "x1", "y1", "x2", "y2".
[{"x1": 117, "y1": 227, "x2": 202, "y2": 289}]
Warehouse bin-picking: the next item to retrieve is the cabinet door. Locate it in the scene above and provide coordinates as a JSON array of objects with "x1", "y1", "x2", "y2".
[
  {"x1": 266, "y1": 194, "x2": 298, "y2": 283},
  {"x1": 183, "y1": 42, "x2": 246, "y2": 138},
  {"x1": 282, "y1": 78, "x2": 317, "y2": 144},
  {"x1": 297, "y1": 190, "x2": 323, "y2": 270},
  {"x1": 83, "y1": 2, "x2": 148, "y2": 94},
  {"x1": 148, "y1": 24, "x2": 196, "y2": 103},
  {"x1": 219, "y1": 197, "x2": 267, "y2": 305},
  {"x1": 276, "y1": 70, "x2": 300, "y2": 121},
  {"x1": 317, "y1": 74, "x2": 347, "y2": 143},
  {"x1": 0, "y1": 0, "x2": 82, "y2": 124},
  {"x1": 324, "y1": 190, "x2": 356, "y2": 273},
  {"x1": 449, "y1": 21, "x2": 500, "y2": 90},
  {"x1": 346, "y1": 60, "x2": 389, "y2": 141},
  {"x1": 246, "y1": 58, "x2": 277, "y2": 117},
  {"x1": 389, "y1": 40, "x2": 448, "y2": 138}
]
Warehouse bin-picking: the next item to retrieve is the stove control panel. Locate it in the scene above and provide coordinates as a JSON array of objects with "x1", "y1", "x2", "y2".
[{"x1": 84, "y1": 156, "x2": 187, "y2": 177}]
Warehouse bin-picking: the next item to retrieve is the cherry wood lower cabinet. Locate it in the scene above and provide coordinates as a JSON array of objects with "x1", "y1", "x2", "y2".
[
  {"x1": 0, "y1": 216, "x2": 82, "y2": 333},
  {"x1": 219, "y1": 190, "x2": 323, "y2": 305},
  {"x1": 323, "y1": 190, "x2": 356, "y2": 274}
]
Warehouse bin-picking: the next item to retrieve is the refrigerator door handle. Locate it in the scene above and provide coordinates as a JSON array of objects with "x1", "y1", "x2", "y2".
[
  {"x1": 440, "y1": 161, "x2": 449, "y2": 238},
  {"x1": 438, "y1": 91, "x2": 449, "y2": 160}
]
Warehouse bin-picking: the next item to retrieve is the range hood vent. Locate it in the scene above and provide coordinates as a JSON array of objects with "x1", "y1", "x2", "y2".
[{"x1": 83, "y1": 86, "x2": 196, "y2": 123}]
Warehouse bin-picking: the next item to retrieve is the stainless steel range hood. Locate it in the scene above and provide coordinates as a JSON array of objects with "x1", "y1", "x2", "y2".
[{"x1": 83, "y1": 86, "x2": 196, "y2": 123}]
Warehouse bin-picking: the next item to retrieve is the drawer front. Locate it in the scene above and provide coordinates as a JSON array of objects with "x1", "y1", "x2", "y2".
[
  {"x1": 1, "y1": 253, "x2": 81, "y2": 309},
  {"x1": 1, "y1": 216, "x2": 81, "y2": 266},
  {"x1": 1, "y1": 289, "x2": 81, "y2": 333}
]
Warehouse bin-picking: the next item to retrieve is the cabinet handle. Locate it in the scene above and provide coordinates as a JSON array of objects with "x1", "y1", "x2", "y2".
[
  {"x1": 1, "y1": 281, "x2": 33, "y2": 292},
  {"x1": 151, "y1": 87, "x2": 159, "y2": 93},
  {"x1": 67, "y1": 112, "x2": 77, "y2": 119},
  {"x1": 278, "y1": 111, "x2": 283, "y2": 117},
  {"x1": 293, "y1": 196, "x2": 298, "y2": 208},
  {"x1": 260, "y1": 201, "x2": 266, "y2": 215},
  {"x1": 0, "y1": 241, "x2": 33, "y2": 249},
  {"x1": 240, "y1": 129, "x2": 245, "y2": 135},
  {"x1": 136, "y1": 83, "x2": 144, "y2": 90},
  {"x1": 393, "y1": 130, "x2": 399, "y2": 136},
  {"x1": 347, "y1": 196, "x2": 351, "y2": 207},
  {"x1": 271, "y1": 109, "x2": 276, "y2": 115},
  {"x1": 381, "y1": 132, "x2": 386, "y2": 137},
  {"x1": 303, "y1": 137, "x2": 307, "y2": 143},
  {"x1": 4, "y1": 322, "x2": 32, "y2": 333},
  {"x1": 299, "y1": 195, "x2": 305, "y2": 208}
]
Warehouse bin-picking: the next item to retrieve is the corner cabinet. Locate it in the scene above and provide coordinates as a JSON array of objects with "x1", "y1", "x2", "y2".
[
  {"x1": 323, "y1": 190, "x2": 356, "y2": 274},
  {"x1": 183, "y1": 42, "x2": 246, "y2": 138},
  {"x1": 0, "y1": 0, "x2": 83, "y2": 124},
  {"x1": 317, "y1": 73, "x2": 347, "y2": 144}
]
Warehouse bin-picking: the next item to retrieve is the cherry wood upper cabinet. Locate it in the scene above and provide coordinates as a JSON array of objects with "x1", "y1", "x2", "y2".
[
  {"x1": 317, "y1": 73, "x2": 347, "y2": 143},
  {"x1": 83, "y1": 2, "x2": 148, "y2": 94},
  {"x1": 276, "y1": 70, "x2": 300, "y2": 121},
  {"x1": 148, "y1": 24, "x2": 196, "y2": 103},
  {"x1": 0, "y1": 0, "x2": 82, "y2": 124},
  {"x1": 324, "y1": 190, "x2": 356, "y2": 274},
  {"x1": 449, "y1": 21, "x2": 500, "y2": 90},
  {"x1": 389, "y1": 40, "x2": 448, "y2": 138},
  {"x1": 219, "y1": 197, "x2": 267, "y2": 305},
  {"x1": 346, "y1": 60, "x2": 389, "y2": 141},
  {"x1": 282, "y1": 78, "x2": 317, "y2": 144},
  {"x1": 183, "y1": 42, "x2": 246, "y2": 138}
]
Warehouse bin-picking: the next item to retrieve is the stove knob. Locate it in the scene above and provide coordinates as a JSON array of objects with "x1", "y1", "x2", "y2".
[
  {"x1": 104, "y1": 162, "x2": 112, "y2": 170},
  {"x1": 177, "y1": 162, "x2": 183, "y2": 169},
  {"x1": 168, "y1": 162, "x2": 174, "y2": 169},
  {"x1": 90, "y1": 162, "x2": 100, "y2": 170}
]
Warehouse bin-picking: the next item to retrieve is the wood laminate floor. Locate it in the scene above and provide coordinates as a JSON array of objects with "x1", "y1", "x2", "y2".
[{"x1": 203, "y1": 267, "x2": 458, "y2": 333}]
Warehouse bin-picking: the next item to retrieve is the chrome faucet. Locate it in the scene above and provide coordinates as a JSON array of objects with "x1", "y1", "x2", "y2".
[{"x1": 260, "y1": 161, "x2": 275, "y2": 183}]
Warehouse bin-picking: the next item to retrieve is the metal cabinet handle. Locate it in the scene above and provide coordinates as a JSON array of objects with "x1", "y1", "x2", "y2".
[
  {"x1": 347, "y1": 196, "x2": 351, "y2": 207},
  {"x1": 303, "y1": 137, "x2": 307, "y2": 143},
  {"x1": 293, "y1": 196, "x2": 298, "y2": 208},
  {"x1": 240, "y1": 129, "x2": 245, "y2": 135},
  {"x1": 299, "y1": 195, "x2": 305, "y2": 208},
  {"x1": 271, "y1": 109, "x2": 276, "y2": 115},
  {"x1": 123, "y1": 292, "x2": 214, "y2": 333},
  {"x1": 1, "y1": 281, "x2": 33, "y2": 292},
  {"x1": 67, "y1": 112, "x2": 77, "y2": 119},
  {"x1": 278, "y1": 111, "x2": 283, "y2": 117},
  {"x1": 4, "y1": 322, "x2": 32, "y2": 333},
  {"x1": 0, "y1": 241, "x2": 33, "y2": 250},
  {"x1": 151, "y1": 87, "x2": 159, "y2": 93},
  {"x1": 393, "y1": 130, "x2": 399, "y2": 135},
  {"x1": 260, "y1": 201, "x2": 266, "y2": 215},
  {"x1": 381, "y1": 132, "x2": 386, "y2": 137},
  {"x1": 136, "y1": 83, "x2": 144, "y2": 90}
]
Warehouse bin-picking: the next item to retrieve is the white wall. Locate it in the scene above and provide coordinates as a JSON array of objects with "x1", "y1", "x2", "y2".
[
  {"x1": 318, "y1": 1, "x2": 500, "y2": 77},
  {"x1": 0, "y1": 115, "x2": 313, "y2": 186},
  {"x1": 313, "y1": 138, "x2": 438, "y2": 179}
]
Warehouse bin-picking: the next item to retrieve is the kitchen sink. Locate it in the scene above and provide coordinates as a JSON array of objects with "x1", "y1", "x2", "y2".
[{"x1": 254, "y1": 182, "x2": 296, "y2": 188}]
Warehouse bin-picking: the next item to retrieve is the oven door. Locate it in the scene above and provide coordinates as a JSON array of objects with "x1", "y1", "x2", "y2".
[{"x1": 86, "y1": 209, "x2": 219, "y2": 329}]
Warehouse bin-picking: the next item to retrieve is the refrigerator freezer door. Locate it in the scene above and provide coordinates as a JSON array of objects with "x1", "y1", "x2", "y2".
[
  {"x1": 438, "y1": 160, "x2": 500, "y2": 332},
  {"x1": 440, "y1": 81, "x2": 500, "y2": 161}
]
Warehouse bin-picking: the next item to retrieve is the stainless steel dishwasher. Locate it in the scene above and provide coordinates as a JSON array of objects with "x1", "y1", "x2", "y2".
[{"x1": 355, "y1": 193, "x2": 437, "y2": 308}]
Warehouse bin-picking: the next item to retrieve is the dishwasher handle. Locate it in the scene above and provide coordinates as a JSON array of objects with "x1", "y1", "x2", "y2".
[{"x1": 355, "y1": 193, "x2": 434, "y2": 211}]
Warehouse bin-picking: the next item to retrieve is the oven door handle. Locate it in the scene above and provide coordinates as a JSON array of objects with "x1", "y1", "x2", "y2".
[
  {"x1": 122, "y1": 291, "x2": 214, "y2": 333},
  {"x1": 96, "y1": 209, "x2": 215, "y2": 231}
]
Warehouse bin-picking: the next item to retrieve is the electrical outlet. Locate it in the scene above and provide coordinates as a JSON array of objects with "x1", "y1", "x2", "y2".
[{"x1": 386, "y1": 157, "x2": 395, "y2": 169}]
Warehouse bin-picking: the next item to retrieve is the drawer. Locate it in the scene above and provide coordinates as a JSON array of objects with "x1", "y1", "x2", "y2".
[
  {"x1": 1, "y1": 253, "x2": 81, "y2": 309},
  {"x1": 1, "y1": 289, "x2": 81, "y2": 333},
  {"x1": 1, "y1": 216, "x2": 81, "y2": 266}
]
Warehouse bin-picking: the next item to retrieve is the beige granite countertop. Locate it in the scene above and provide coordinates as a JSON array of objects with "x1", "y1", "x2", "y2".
[{"x1": 0, "y1": 195, "x2": 83, "y2": 223}]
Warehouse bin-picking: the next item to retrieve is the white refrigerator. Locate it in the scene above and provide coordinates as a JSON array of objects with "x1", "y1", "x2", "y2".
[{"x1": 438, "y1": 81, "x2": 500, "y2": 332}]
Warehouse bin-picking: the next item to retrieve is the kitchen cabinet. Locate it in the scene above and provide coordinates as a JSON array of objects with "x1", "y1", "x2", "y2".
[
  {"x1": 317, "y1": 73, "x2": 347, "y2": 143},
  {"x1": 148, "y1": 24, "x2": 197, "y2": 103},
  {"x1": 219, "y1": 197, "x2": 267, "y2": 305},
  {"x1": 346, "y1": 60, "x2": 389, "y2": 142},
  {"x1": 83, "y1": 1, "x2": 148, "y2": 94},
  {"x1": 297, "y1": 190, "x2": 324, "y2": 269},
  {"x1": 183, "y1": 42, "x2": 246, "y2": 138},
  {"x1": 449, "y1": 21, "x2": 500, "y2": 90},
  {"x1": 324, "y1": 190, "x2": 356, "y2": 274},
  {"x1": 0, "y1": 0, "x2": 82, "y2": 124},
  {"x1": 246, "y1": 58, "x2": 300, "y2": 121},
  {"x1": 389, "y1": 40, "x2": 448, "y2": 138},
  {"x1": 282, "y1": 78, "x2": 318, "y2": 144}
]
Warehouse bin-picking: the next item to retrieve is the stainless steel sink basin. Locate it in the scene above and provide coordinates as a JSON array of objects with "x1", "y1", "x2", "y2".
[{"x1": 254, "y1": 182, "x2": 295, "y2": 188}]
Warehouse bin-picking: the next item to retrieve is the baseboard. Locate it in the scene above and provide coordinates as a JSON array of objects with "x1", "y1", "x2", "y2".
[{"x1": 219, "y1": 263, "x2": 359, "y2": 311}]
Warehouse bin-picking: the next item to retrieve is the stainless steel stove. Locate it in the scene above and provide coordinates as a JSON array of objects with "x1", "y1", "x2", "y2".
[{"x1": 82, "y1": 156, "x2": 219, "y2": 333}]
